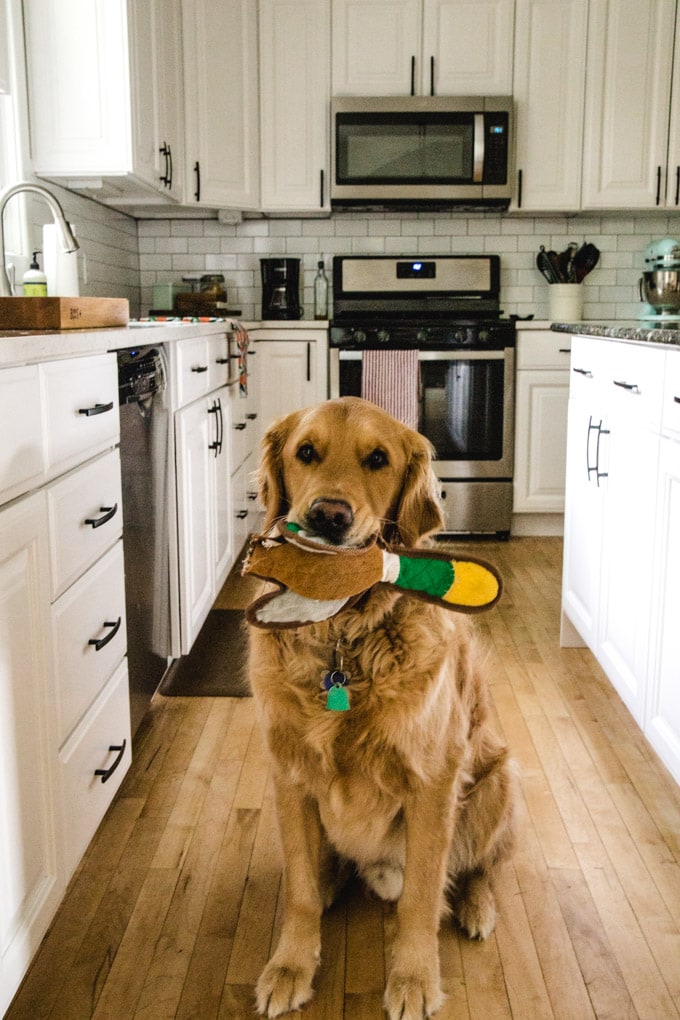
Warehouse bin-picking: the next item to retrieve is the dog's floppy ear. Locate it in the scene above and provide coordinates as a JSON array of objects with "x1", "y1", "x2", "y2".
[
  {"x1": 257, "y1": 410, "x2": 299, "y2": 530},
  {"x1": 391, "y1": 431, "x2": 444, "y2": 546}
]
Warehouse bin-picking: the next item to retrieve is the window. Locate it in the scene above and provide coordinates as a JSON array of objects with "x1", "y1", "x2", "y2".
[{"x1": 0, "y1": 0, "x2": 30, "y2": 282}]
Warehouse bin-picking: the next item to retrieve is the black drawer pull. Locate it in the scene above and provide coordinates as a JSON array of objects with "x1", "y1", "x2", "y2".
[
  {"x1": 88, "y1": 617, "x2": 122, "y2": 651},
  {"x1": 191, "y1": 365, "x2": 208, "y2": 374},
  {"x1": 558, "y1": 348, "x2": 571, "y2": 354},
  {"x1": 236, "y1": 510, "x2": 248, "y2": 519},
  {"x1": 215, "y1": 357, "x2": 229, "y2": 365},
  {"x1": 247, "y1": 491, "x2": 258, "y2": 501},
  {"x1": 234, "y1": 422, "x2": 246, "y2": 431},
  {"x1": 673, "y1": 395, "x2": 680, "y2": 404},
  {"x1": 613, "y1": 379, "x2": 640, "y2": 393},
  {"x1": 79, "y1": 401, "x2": 114, "y2": 417},
  {"x1": 246, "y1": 412, "x2": 257, "y2": 420},
  {"x1": 84, "y1": 503, "x2": 118, "y2": 529},
  {"x1": 573, "y1": 367, "x2": 593, "y2": 377},
  {"x1": 94, "y1": 740, "x2": 127, "y2": 784}
]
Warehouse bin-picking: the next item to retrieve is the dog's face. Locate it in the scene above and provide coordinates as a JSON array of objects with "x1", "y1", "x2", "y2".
[{"x1": 257, "y1": 397, "x2": 443, "y2": 547}]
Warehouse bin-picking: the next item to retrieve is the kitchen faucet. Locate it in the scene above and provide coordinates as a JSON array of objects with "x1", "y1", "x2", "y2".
[{"x1": 0, "y1": 182, "x2": 79, "y2": 297}]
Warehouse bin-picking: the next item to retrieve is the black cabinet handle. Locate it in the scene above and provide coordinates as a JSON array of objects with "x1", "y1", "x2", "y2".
[
  {"x1": 306, "y1": 342, "x2": 311, "y2": 382},
  {"x1": 233, "y1": 421, "x2": 246, "y2": 431},
  {"x1": 194, "y1": 160, "x2": 201, "y2": 202},
  {"x1": 217, "y1": 397, "x2": 224, "y2": 455},
  {"x1": 586, "y1": 416, "x2": 599, "y2": 480},
  {"x1": 246, "y1": 412, "x2": 257, "y2": 420},
  {"x1": 215, "y1": 357, "x2": 229, "y2": 364},
  {"x1": 94, "y1": 740, "x2": 127, "y2": 784},
  {"x1": 613, "y1": 379, "x2": 640, "y2": 393},
  {"x1": 84, "y1": 503, "x2": 118, "y2": 529},
  {"x1": 88, "y1": 617, "x2": 122, "y2": 651},
  {"x1": 320, "y1": 168, "x2": 324, "y2": 207},
  {"x1": 247, "y1": 491, "x2": 258, "y2": 501},
  {"x1": 674, "y1": 395, "x2": 680, "y2": 404},
  {"x1": 595, "y1": 425, "x2": 609, "y2": 486},
  {"x1": 573, "y1": 366, "x2": 593, "y2": 377},
  {"x1": 208, "y1": 401, "x2": 220, "y2": 456},
  {"x1": 79, "y1": 401, "x2": 113, "y2": 417},
  {"x1": 159, "y1": 142, "x2": 170, "y2": 186},
  {"x1": 236, "y1": 510, "x2": 248, "y2": 520},
  {"x1": 656, "y1": 165, "x2": 662, "y2": 205},
  {"x1": 167, "y1": 143, "x2": 173, "y2": 189},
  {"x1": 517, "y1": 168, "x2": 523, "y2": 208},
  {"x1": 558, "y1": 348, "x2": 571, "y2": 353},
  {"x1": 410, "y1": 55, "x2": 415, "y2": 95},
  {"x1": 430, "y1": 55, "x2": 435, "y2": 95},
  {"x1": 191, "y1": 365, "x2": 208, "y2": 374}
]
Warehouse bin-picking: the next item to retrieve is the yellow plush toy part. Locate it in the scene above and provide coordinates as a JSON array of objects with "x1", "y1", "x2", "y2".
[{"x1": 242, "y1": 524, "x2": 502, "y2": 629}]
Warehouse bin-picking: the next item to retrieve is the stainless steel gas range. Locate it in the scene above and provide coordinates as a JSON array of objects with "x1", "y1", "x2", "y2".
[{"x1": 329, "y1": 254, "x2": 516, "y2": 538}]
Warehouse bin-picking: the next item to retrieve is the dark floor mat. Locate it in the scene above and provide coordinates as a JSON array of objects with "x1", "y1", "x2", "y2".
[{"x1": 159, "y1": 609, "x2": 250, "y2": 697}]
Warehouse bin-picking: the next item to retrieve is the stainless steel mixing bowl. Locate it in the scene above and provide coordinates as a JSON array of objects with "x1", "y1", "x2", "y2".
[{"x1": 639, "y1": 270, "x2": 680, "y2": 310}]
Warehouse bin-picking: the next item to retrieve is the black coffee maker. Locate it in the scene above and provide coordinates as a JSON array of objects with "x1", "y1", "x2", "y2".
[{"x1": 260, "y1": 258, "x2": 303, "y2": 319}]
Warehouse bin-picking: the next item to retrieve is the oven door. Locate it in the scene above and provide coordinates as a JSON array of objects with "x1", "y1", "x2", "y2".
[{"x1": 330, "y1": 347, "x2": 514, "y2": 479}]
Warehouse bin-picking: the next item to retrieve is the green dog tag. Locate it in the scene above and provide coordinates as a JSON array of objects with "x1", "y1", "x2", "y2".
[{"x1": 326, "y1": 684, "x2": 350, "y2": 711}]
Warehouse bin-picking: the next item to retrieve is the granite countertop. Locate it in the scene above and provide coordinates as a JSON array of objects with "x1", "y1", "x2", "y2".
[{"x1": 551, "y1": 321, "x2": 680, "y2": 349}]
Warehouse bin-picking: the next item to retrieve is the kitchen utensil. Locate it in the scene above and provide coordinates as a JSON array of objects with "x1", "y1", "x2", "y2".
[
  {"x1": 639, "y1": 269, "x2": 680, "y2": 311},
  {"x1": 536, "y1": 246, "x2": 559, "y2": 284},
  {"x1": 573, "y1": 242, "x2": 600, "y2": 282}
]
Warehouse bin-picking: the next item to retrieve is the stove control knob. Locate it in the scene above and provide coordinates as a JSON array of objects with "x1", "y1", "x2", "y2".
[
  {"x1": 478, "y1": 329, "x2": 490, "y2": 344},
  {"x1": 353, "y1": 329, "x2": 367, "y2": 344},
  {"x1": 377, "y1": 329, "x2": 390, "y2": 344},
  {"x1": 453, "y1": 328, "x2": 467, "y2": 345},
  {"x1": 416, "y1": 328, "x2": 429, "y2": 344}
]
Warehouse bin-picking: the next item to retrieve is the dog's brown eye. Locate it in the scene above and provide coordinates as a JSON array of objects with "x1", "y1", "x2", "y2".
[
  {"x1": 296, "y1": 443, "x2": 318, "y2": 464},
  {"x1": 365, "y1": 448, "x2": 389, "y2": 470}
]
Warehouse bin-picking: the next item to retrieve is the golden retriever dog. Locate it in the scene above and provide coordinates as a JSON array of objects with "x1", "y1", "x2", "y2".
[{"x1": 247, "y1": 397, "x2": 514, "y2": 1020}]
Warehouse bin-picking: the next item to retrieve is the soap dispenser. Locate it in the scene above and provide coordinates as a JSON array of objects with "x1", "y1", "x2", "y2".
[{"x1": 23, "y1": 251, "x2": 47, "y2": 297}]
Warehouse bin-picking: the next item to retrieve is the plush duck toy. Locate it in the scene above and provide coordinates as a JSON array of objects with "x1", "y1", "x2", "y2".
[{"x1": 242, "y1": 523, "x2": 502, "y2": 629}]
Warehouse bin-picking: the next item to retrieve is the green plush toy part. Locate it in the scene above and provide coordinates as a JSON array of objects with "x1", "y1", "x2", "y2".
[{"x1": 242, "y1": 523, "x2": 502, "y2": 629}]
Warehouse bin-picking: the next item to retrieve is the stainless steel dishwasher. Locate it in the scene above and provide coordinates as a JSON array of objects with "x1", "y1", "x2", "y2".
[{"x1": 117, "y1": 346, "x2": 171, "y2": 736}]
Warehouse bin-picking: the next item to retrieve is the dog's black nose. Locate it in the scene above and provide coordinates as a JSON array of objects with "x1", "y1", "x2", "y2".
[{"x1": 307, "y1": 498, "x2": 354, "y2": 543}]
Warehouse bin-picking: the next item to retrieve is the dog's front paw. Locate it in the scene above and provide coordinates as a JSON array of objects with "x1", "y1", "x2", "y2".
[
  {"x1": 384, "y1": 946, "x2": 443, "y2": 1020},
  {"x1": 256, "y1": 959, "x2": 316, "y2": 1018},
  {"x1": 452, "y1": 872, "x2": 497, "y2": 940}
]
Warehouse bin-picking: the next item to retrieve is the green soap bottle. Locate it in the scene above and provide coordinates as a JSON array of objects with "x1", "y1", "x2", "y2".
[{"x1": 23, "y1": 251, "x2": 47, "y2": 297}]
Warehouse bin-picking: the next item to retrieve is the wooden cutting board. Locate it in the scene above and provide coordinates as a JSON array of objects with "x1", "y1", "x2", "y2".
[{"x1": 0, "y1": 297, "x2": 129, "y2": 330}]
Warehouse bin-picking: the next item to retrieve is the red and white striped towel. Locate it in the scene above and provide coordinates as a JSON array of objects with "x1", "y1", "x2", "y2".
[{"x1": 361, "y1": 349, "x2": 419, "y2": 430}]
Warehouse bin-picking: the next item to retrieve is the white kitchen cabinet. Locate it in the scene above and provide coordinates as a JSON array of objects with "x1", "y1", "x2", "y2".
[
  {"x1": 182, "y1": 0, "x2": 259, "y2": 210},
  {"x1": 646, "y1": 436, "x2": 680, "y2": 784},
  {"x1": 513, "y1": 329, "x2": 571, "y2": 515},
  {"x1": 24, "y1": 0, "x2": 184, "y2": 207},
  {"x1": 512, "y1": 0, "x2": 588, "y2": 211},
  {"x1": 561, "y1": 336, "x2": 666, "y2": 727},
  {"x1": 332, "y1": 0, "x2": 513, "y2": 96},
  {"x1": 0, "y1": 351, "x2": 129, "y2": 1013},
  {"x1": 581, "y1": 0, "x2": 677, "y2": 210},
  {"x1": 175, "y1": 385, "x2": 232, "y2": 653},
  {"x1": 0, "y1": 491, "x2": 62, "y2": 1020},
  {"x1": 0, "y1": 364, "x2": 45, "y2": 505},
  {"x1": 259, "y1": 0, "x2": 331, "y2": 214},
  {"x1": 254, "y1": 329, "x2": 329, "y2": 443}
]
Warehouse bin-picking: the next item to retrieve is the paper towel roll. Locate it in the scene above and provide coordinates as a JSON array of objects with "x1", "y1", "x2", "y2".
[{"x1": 43, "y1": 223, "x2": 79, "y2": 297}]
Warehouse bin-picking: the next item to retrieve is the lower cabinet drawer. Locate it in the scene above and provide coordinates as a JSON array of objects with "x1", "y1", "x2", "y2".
[
  {"x1": 58, "y1": 660, "x2": 131, "y2": 879},
  {"x1": 52, "y1": 540, "x2": 127, "y2": 746},
  {"x1": 48, "y1": 448, "x2": 123, "y2": 600},
  {"x1": 663, "y1": 353, "x2": 680, "y2": 437}
]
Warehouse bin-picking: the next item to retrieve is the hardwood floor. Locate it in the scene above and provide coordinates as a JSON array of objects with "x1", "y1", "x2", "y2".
[{"x1": 7, "y1": 537, "x2": 680, "y2": 1019}]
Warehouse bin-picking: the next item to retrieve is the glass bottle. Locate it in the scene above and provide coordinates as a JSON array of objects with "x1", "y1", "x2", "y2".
[{"x1": 313, "y1": 259, "x2": 329, "y2": 319}]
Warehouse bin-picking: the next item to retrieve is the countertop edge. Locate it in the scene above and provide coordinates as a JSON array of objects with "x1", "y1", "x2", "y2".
[{"x1": 551, "y1": 321, "x2": 680, "y2": 349}]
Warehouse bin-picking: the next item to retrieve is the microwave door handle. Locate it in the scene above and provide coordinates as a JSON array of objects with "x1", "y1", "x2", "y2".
[{"x1": 473, "y1": 114, "x2": 484, "y2": 184}]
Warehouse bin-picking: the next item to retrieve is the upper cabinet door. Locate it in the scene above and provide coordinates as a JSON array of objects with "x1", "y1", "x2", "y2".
[
  {"x1": 666, "y1": 10, "x2": 680, "y2": 209},
  {"x1": 182, "y1": 0, "x2": 259, "y2": 209},
  {"x1": 332, "y1": 0, "x2": 421, "y2": 95},
  {"x1": 260, "y1": 0, "x2": 331, "y2": 213},
  {"x1": 581, "y1": 0, "x2": 676, "y2": 209},
  {"x1": 155, "y1": 0, "x2": 185, "y2": 201},
  {"x1": 422, "y1": 0, "x2": 514, "y2": 96},
  {"x1": 513, "y1": 0, "x2": 588, "y2": 211}
]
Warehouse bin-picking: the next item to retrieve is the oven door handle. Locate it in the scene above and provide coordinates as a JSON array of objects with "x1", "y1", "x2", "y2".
[{"x1": 337, "y1": 349, "x2": 507, "y2": 361}]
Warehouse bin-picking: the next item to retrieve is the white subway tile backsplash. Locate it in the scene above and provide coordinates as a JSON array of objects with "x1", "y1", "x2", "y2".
[{"x1": 135, "y1": 209, "x2": 680, "y2": 321}]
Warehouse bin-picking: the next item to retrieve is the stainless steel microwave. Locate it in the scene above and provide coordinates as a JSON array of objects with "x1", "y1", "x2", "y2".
[{"x1": 331, "y1": 95, "x2": 513, "y2": 209}]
